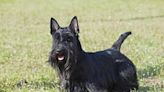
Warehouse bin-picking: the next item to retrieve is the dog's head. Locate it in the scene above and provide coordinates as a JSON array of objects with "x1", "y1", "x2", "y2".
[{"x1": 49, "y1": 16, "x2": 81, "y2": 70}]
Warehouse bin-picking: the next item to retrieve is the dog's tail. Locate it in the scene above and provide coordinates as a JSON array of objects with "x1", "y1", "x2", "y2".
[{"x1": 112, "y1": 31, "x2": 131, "y2": 51}]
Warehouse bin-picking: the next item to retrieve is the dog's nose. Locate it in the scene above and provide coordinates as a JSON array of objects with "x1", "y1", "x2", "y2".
[
  {"x1": 56, "y1": 48, "x2": 65, "y2": 54},
  {"x1": 55, "y1": 43, "x2": 65, "y2": 53}
]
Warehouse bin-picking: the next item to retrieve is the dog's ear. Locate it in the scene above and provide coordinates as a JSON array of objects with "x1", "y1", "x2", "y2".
[
  {"x1": 50, "y1": 17, "x2": 60, "y2": 34},
  {"x1": 69, "y1": 16, "x2": 79, "y2": 34}
]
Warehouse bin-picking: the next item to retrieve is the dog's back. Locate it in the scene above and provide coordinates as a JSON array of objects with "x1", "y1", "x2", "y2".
[
  {"x1": 79, "y1": 48, "x2": 138, "y2": 91},
  {"x1": 77, "y1": 31, "x2": 138, "y2": 91}
]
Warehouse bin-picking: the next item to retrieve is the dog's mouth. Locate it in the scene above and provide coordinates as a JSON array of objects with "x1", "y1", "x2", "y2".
[{"x1": 56, "y1": 52, "x2": 65, "y2": 62}]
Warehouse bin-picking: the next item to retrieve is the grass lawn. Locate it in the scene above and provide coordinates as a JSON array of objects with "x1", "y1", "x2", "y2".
[{"x1": 0, "y1": 0, "x2": 164, "y2": 91}]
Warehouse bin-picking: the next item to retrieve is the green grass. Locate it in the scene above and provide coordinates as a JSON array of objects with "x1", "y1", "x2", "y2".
[{"x1": 0, "y1": 0, "x2": 164, "y2": 91}]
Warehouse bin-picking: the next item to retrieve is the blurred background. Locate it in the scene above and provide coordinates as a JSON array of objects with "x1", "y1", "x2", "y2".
[{"x1": 0, "y1": 0, "x2": 164, "y2": 91}]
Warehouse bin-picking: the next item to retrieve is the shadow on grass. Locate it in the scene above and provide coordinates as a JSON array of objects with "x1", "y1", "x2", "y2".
[
  {"x1": 16, "y1": 79, "x2": 60, "y2": 90},
  {"x1": 14, "y1": 63, "x2": 163, "y2": 91},
  {"x1": 138, "y1": 86, "x2": 151, "y2": 92},
  {"x1": 137, "y1": 63, "x2": 164, "y2": 91},
  {"x1": 86, "y1": 15, "x2": 164, "y2": 23},
  {"x1": 138, "y1": 63, "x2": 164, "y2": 79},
  {"x1": 119, "y1": 15, "x2": 164, "y2": 21},
  {"x1": 0, "y1": 89, "x2": 5, "y2": 92},
  {"x1": 16, "y1": 81, "x2": 163, "y2": 91},
  {"x1": 138, "y1": 85, "x2": 164, "y2": 92}
]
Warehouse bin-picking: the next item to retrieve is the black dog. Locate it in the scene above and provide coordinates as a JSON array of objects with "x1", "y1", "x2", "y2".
[{"x1": 48, "y1": 16, "x2": 138, "y2": 92}]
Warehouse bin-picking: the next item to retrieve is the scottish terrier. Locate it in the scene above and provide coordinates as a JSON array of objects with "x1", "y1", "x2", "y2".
[{"x1": 48, "y1": 16, "x2": 138, "y2": 92}]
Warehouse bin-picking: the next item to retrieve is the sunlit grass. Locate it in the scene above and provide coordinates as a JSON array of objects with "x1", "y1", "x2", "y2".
[{"x1": 0, "y1": 0, "x2": 164, "y2": 91}]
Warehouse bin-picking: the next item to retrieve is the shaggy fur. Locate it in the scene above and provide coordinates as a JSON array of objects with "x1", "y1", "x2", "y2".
[{"x1": 48, "y1": 16, "x2": 138, "y2": 92}]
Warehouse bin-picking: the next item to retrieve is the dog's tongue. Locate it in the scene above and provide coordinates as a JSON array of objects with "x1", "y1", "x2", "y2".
[{"x1": 57, "y1": 54, "x2": 65, "y2": 61}]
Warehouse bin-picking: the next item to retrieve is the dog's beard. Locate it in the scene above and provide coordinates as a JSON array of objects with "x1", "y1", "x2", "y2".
[
  {"x1": 49, "y1": 49, "x2": 77, "y2": 72},
  {"x1": 64, "y1": 49, "x2": 77, "y2": 71}
]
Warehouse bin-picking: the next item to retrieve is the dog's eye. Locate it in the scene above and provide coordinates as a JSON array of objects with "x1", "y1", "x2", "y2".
[
  {"x1": 67, "y1": 37, "x2": 73, "y2": 42},
  {"x1": 54, "y1": 33, "x2": 60, "y2": 40}
]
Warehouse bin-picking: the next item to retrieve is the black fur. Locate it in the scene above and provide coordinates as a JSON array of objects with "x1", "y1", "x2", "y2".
[{"x1": 48, "y1": 16, "x2": 138, "y2": 92}]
